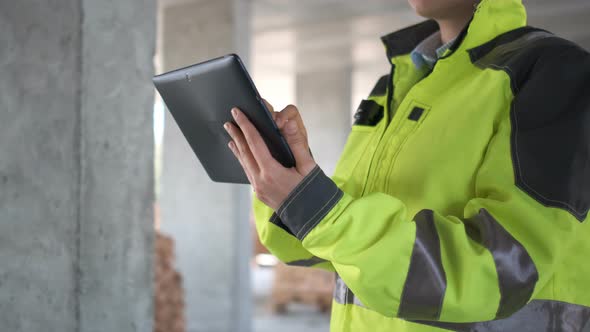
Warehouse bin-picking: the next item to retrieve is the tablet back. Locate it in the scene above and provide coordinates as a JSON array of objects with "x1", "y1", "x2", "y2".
[{"x1": 153, "y1": 54, "x2": 294, "y2": 184}]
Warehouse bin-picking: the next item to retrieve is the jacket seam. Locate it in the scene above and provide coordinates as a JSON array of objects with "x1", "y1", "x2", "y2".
[
  {"x1": 277, "y1": 165, "x2": 321, "y2": 218},
  {"x1": 511, "y1": 96, "x2": 589, "y2": 219},
  {"x1": 297, "y1": 188, "x2": 343, "y2": 240}
]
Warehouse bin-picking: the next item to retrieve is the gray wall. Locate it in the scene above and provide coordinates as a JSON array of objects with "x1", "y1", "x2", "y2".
[{"x1": 0, "y1": 1, "x2": 156, "y2": 331}]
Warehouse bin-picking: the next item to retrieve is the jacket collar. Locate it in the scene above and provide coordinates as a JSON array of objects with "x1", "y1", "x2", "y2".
[{"x1": 380, "y1": 0, "x2": 527, "y2": 62}]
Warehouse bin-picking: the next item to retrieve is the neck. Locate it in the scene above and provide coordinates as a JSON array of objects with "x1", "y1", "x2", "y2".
[{"x1": 436, "y1": 13, "x2": 473, "y2": 44}]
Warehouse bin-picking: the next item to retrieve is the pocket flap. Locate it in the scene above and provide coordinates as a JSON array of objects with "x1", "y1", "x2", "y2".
[{"x1": 353, "y1": 99, "x2": 383, "y2": 126}]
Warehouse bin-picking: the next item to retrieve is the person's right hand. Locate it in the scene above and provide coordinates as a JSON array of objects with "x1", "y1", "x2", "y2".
[
  {"x1": 223, "y1": 99, "x2": 316, "y2": 211},
  {"x1": 263, "y1": 99, "x2": 315, "y2": 176}
]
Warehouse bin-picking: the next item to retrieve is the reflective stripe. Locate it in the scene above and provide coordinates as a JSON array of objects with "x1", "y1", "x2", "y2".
[
  {"x1": 468, "y1": 208, "x2": 538, "y2": 318},
  {"x1": 352, "y1": 292, "x2": 365, "y2": 307},
  {"x1": 471, "y1": 30, "x2": 554, "y2": 72},
  {"x1": 333, "y1": 274, "x2": 365, "y2": 307},
  {"x1": 413, "y1": 300, "x2": 590, "y2": 332},
  {"x1": 333, "y1": 274, "x2": 349, "y2": 305},
  {"x1": 335, "y1": 208, "x2": 538, "y2": 322},
  {"x1": 286, "y1": 256, "x2": 327, "y2": 267},
  {"x1": 333, "y1": 280, "x2": 590, "y2": 332},
  {"x1": 398, "y1": 208, "x2": 538, "y2": 320},
  {"x1": 397, "y1": 210, "x2": 447, "y2": 320}
]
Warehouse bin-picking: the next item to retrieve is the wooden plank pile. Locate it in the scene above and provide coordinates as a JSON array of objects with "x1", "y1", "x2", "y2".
[{"x1": 271, "y1": 262, "x2": 335, "y2": 313}]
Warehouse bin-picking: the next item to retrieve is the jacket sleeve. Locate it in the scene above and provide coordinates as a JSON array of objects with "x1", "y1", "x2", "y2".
[
  {"x1": 253, "y1": 194, "x2": 334, "y2": 271},
  {"x1": 273, "y1": 47, "x2": 590, "y2": 322},
  {"x1": 252, "y1": 75, "x2": 390, "y2": 271}
]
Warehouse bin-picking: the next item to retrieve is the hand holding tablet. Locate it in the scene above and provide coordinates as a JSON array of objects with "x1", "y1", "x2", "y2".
[
  {"x1": 223, "y1": 104, "x2": 317, "y2": 210},
  {"x1": 153, "y1": 54, "x2": 296, "y2": 184}
]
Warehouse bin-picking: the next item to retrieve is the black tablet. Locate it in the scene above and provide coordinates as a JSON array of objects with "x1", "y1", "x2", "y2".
[{"x1": 153, "y1": 54, "x2": 295, "y2": 184}]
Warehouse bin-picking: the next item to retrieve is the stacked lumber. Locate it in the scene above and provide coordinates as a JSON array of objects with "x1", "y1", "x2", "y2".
[
  {"x1": 271, "y1": 262, "x2": 335, "y2": 313},
  {"x1": 155, "y1": 232, "x2": 185, "y2": 332}
]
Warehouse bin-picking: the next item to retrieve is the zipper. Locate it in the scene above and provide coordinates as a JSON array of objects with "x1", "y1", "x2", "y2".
[
  {"x1": 378, "y1": 68, "x2": 435, "y2": 193},
  {"x1": 358, "y1": 59, "x2": 439, "y2": 197},
  {"x1": 359, "y1": 63, "x2": 395, "y2": 197},
  {"x1": 383, "y1": 103, "x2": 429, "y2": 190}
]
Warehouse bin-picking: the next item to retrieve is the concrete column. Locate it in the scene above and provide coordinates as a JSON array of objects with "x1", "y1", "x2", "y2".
[
  {"x1": 157, "y1": 1, "x2": 252, "y2": 331},
  {"x1": 296, "y1": 68, "x2": 352, "y2": 175},
  {"x1": 0, "y1": 1, "x2": 155, "y2": 332},
  {"x1": 295, "y1": 25, "x2": 352, "y2": 175}
]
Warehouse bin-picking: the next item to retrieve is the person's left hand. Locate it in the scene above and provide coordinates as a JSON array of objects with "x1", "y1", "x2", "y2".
[{"x1": 223, "y1": 101, "x2": 316, "y2": 211}]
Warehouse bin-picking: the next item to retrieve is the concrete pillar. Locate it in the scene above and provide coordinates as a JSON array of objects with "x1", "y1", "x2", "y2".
[
  {"x1": 296, "y1": 68, "x2": 352, "y2": 175},
  {"x1": 295, "y1": 25, "x2": 352, "y2": 175},
  {"x1": 0, "y1": 1, "x2": 155, "y2": 332},
  {"x1": 157, "y1": 1, "x2": 252, "y2": 331}
]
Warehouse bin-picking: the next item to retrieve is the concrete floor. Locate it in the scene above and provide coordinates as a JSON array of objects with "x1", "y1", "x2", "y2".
[{"x1": 251, "y1": 265, "x2": 330, "y2": 332}]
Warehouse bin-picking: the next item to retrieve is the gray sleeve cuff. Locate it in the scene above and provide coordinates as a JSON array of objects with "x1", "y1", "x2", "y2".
[{"x1": 276, "y1": 165, "x2": 344, "y2": 240}]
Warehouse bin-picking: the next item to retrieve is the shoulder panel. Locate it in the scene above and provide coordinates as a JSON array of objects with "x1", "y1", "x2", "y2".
[{"x1": 470, "y1": 27, "x2": 590, "y2": 221}]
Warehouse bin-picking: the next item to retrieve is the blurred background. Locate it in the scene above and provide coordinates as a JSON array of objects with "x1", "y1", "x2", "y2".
[{"x1": 1, "y1": 1, "x2": 589, "y2": 332}]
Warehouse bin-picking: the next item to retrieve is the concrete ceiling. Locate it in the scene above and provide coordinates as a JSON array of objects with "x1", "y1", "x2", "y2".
[
  {"x1": 157, "y1": 0, "x2": 590, "y2": 74},
  {"x1": 253, "y1": 0, "x2": 590, "y2": 34},
  {"x1": 251, "y1": 0, "x2": 590, "y2": 74},
  {"x1": 156, "y1": 0, "x2": 590, "y2": 124}
]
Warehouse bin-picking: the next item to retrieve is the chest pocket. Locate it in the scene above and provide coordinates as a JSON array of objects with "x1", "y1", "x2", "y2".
[
  {"x1": 332, "y1": 99, "x2": 384, "y2": 193},
  {"x1": 379, "y1": 102, "x2": 431, "y2": 192}
]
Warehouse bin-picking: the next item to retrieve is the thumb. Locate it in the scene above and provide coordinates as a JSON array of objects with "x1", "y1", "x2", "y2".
[{"x1": 283, "y1": 120, "x2": 315, "y2": 173}]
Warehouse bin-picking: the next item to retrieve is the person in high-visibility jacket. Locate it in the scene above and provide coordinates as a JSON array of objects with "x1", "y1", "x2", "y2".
[{"x1": 223, "y1": 0, "x2": 590, "y2": 330}]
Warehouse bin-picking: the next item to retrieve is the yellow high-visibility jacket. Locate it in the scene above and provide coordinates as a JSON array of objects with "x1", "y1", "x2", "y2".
[{"x1": 253, "y1": 0, "x2": 590, "y2": 330}]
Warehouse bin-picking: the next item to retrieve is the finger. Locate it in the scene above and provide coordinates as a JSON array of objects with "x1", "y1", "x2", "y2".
[
  {"x1": 274, "y1": 113, "x2": 285, "y2": 128},
  {"x1": 275, "y1": 105, "x2": 308, "y2": 138},
  {"x1": 277, "y1": 106, "x2": 315, "y2": 171},
  {"x1": 228, "y1": 141, "x2": 254, "y2": 184},
  {"x1": 274, "y1": 112, "x2": 286, "y2": 129},
  {"x1": 283, "y1": 119, "x2": 314, "y2": 169},
  {"x1": 231, "y1": 108, "x2": 274, "y2": 166},
  {"x1": 224, "y1": 122, "x2": 260, "y2": 174}
]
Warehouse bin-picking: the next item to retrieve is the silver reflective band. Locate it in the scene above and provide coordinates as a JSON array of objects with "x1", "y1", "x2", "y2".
[
  {"x1": 472, "y1": 30, "x2": 555, "y2": 70},
  {"x1": 333, "y1": 274, "x2": 365, "y2": 307},
  {"x1": 413, "y1": 300, "x2": 590, "y2": 332},
  {"x1": 333, "y1": 278, "x2": 590, "y2": 332},
  {"x1": 333, "y1": 275, "x2": 348, "y2": 305},
  {"x1": 398, "y1": 210, "x2": 446, "y2": 320},
  {"x1": 468, "y1": 209, "x2": 538, "y2": 318}
]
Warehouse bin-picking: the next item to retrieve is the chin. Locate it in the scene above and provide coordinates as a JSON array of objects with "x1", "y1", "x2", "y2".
[
  {"x1": 407, "y1": 0, "x2": 469, "y2": 19},
  {"x1": 408, "y1": 0, "x2": 438, "y2": 18}
]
